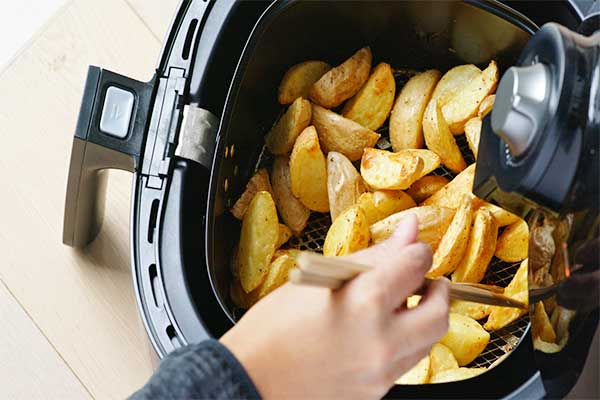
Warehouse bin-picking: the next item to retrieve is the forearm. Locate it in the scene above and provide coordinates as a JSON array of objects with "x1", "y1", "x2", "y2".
[{"x1": 131, "y1": 339, "x2": 260, "y2": 400}]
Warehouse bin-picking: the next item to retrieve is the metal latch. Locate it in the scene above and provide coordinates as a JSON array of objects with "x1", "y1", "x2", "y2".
[{"x1": 176, "y1": 105, "x2": 219, "y2": 168}]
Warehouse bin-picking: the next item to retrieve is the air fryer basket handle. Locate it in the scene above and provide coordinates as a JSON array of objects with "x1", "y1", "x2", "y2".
[{"x1": 63, "y1": 66, "x2": 154, "y2": 247}]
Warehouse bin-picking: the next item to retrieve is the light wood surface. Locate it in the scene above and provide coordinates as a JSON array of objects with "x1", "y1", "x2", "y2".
[{"x1": 0, "y1": 0, "x2": 179, "y2": 398}]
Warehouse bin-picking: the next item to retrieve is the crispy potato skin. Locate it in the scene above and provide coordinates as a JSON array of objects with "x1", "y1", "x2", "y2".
[
  {"x1": 427, "y1": 198, "x2": 474, "y2": 278},
  {"x1": 312, "y1": 105, "x2": 380, "y2": 161},
  {"x1": 265, "y1": 97, "x2": 312, "y2": 154},
  {"x1": 327, "y1": 151, "x2": 366, "y2": 221},
  {"x1": 401, "y1": 149, "x2": 441, "y2": 178},
  {"x1": 479, "y1": 203, "x2": 520, "y2": 227},
  {"x1": 289, "y1": 126, "x2": 330, "y2": 212},
  {"x1": 495, "y1": 218, "x2": 529, "y2": 262},
  {"x1": 484, "y1": 259, "x2": 528, "y2": 331},
  {"x1": 256, "y1": 253, "x2": 298, "y2": 298},
  {"x1": 323, "y1": 206, "x2": 370, "y2": 257},
  {"x1": 278, "y1": 61, "x2": 332, "y2": 104},
  {"x1": 370, "y1": 205, "x2": 455, "y2": 251},
  {"x1": 357, "y1": 190, "x2": 416, "y2": 225},
  {"x1": 532, "y1": 301, "x2": 557, "y2": 343},
  {"x1": 464, "y1": 117, "x2": 482, "y2": 159},
  {"x1": 440, "y1": 313, "x2": 490, "y2": 366},
  {"x1": 396, "y1": 356, "x2": 431, "y2": 385},
  {"x1": 389, "y1": 69, "x2": 441, "y2": 151},
  {"x1": 360, "y1": 148, "x2": 424, "y2": 190},
  {"x1": 276, "y1": 224, "x2": 292, "y2": 248},
  {"x1": 231, "y1": 169, "x2": 273, "y2": 220},
  {"x1": 408, "y1": 175, "x2": 449, "y2": 203},
  {"x1": 429, "y1": 343, "x2": 459, "y2": 376},
  {"x1": 238, "y1": 191, "x2": 280, "y2": 292},
  {"x1": 442, "y1": 60, "x2": 499, "y2": 134},
  {"x1": 450, "y1": 300, "x2": 492, "y2": 320},
  {"x1": 452, "y1": 208, "x2": 497, "y2": 283},
  {"x1": 342, "y1": 62, "x2": 395, "y2": 130},
  {"x1": 271, "y1": 156, "x2": 310, "y2": 236},
  {"x1": 430, "y1": 368, "x2": 486, "y2": 383},
  {"x1": 423, "y1": 101, "x2": 466, "y2": 173},
  {"x1": 309, "y1": 47, "x2": 372, "y2": 108},
  {"x1": 430, "y1": 64, "x2": 481, "y2": 104},
  {"x1": 478, "y1": 94, "x2": 495, "y2": 118}
]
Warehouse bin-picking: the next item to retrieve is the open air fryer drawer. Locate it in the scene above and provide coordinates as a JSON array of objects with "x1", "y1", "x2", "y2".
[{"x1": 63, "y1": 0, "x2": 596, "y2": 398}]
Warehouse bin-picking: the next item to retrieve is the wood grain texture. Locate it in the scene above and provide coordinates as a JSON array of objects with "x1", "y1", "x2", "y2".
[
  {"x1": 0, "y1": 283, "x2": 91, "y2": 400},
  {"x1": 0, "y1": 0, "x2": 166, "y2": 398},
  {"x1": 126, "y1": 0, "x2": 180, "y2": 41}
]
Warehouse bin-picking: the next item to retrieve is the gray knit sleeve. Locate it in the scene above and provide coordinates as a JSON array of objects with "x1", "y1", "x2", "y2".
[{"x1": 130, "y1": 339, "x2": 261, "y2": 400}]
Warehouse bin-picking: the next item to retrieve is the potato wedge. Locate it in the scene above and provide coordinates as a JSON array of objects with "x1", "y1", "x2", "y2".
[
  {"x1": 231, "y1": 169, "x2": 273, "y2": 220},
  {"x1": 290, "y1": 126, "x2": 329, "y2": 212},
  {"x1": 312, "y1": 105, "x2": 380, "y2": 161},
  {"x1": 230, "y1": 280, "x2": 260, "y2": 309},
  {"x1": 423, "y1": 100, "x2": 466, "y2": 173},
  {"x1": 427, "y1": 197, "x2": 474, "y2": 277},
  {"x1": 450, "y1": 300, "x2": 492, "y2": 320},
  {"x1": 360, "y1": 148, "x2": 424, "y2": 190},
  {"x1": 273, "y1": 248, "x2": 301, "y2": 260},
  {"x1": 452, "y1": 208, "x2": 497, "y2": 283},
  {"x1": 479, "y1": 203, "x2": 520, "y2": 227},
  {"x1": 401, "y1": 149, "x2": 441, "y2": 178},
  {"x1": 256, "y1": 253, "x2": 298, "y2": 298},
  {"x1": 323, "y1": 205, "x2": 370, "y2": 257},
  {"x1": 278, "y1": 61, "x2": 332, "y2": 104},
  {"x1": 342, "y1": 62, "x2": 395, "y2": 130},
  {"x1": 430, "y1": 368, "x2": 486, "y2": 383},
  {"x1": 309, "y1": 47, "x2": 372, "y2": 108},
  {"x1": 431, "y1": 65, "x2": 481, "y2": 104},
  {"x1": 495, "y1": 219, "x2": 529, "y2": 262},
  {"x1": 406, "y1": 295, "x2": 422, "y2": 309},
  {"x1": 389, "y1": 69, "x2": 441, "y2": 150},
  {"x1": 429, "y1": 343, "x2": 459, "y2": 376},
  {"x1": 370, "y1": 206, "x2": 455, "y2": 251},
  {"x1": 423, "y1": 164, "x2": 476, "y2": 207},
  {"x1": 442, "y1": 60, "x2": 499, "y2": 134},
  {"x1": 440, "y1": 313, "x2": 490, "y2": 366},
  {"x1": 276, "y1": 224, "x2": 292, "y2": 248},
  {"x1": 327, "y1": 151, "x2": 366, "y2": 221},
  {"x1": 396, "y1": 355, "x2": 431, "y2": 385},
  {"x1": 464, "y1": 117, "x2": 481, "y2": 158},
  {"x1": 238, "y1": 192, "x2": 280, "y2": 292},
  {"x1": 408, "y1": 175, "x2": 449, "y2": 203},
  {"x1": 357, "y1": 190, "x2": 416, "y2": 225},
  {"x1": 271, "y1": 156, "x2": 310, "y2": 236},
  {"x1": 265, "y1": 97, "x2": 312, "y2": 154},
  {"x1": 532, "y1": 301, "x2": 557, "y2": 343},
  {"x1": 478, "y1": 94, "x2": 495, "y2": 118},
  {"x1": 484, "y1": 259, "x2": 529, "y2": 331}
]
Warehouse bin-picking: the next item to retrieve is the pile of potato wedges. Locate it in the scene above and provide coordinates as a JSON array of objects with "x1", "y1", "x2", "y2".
[{"x1": 229, "y1": 47, "x2": 535, "y2": 383}]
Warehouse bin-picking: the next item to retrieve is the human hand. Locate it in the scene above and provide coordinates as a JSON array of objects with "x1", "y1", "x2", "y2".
[
  {"x1": 220, "y1": 214, "x2": 449, "y2": 399},
  {"x1": 557, "y1": 238, "x2": 600, "y2": 313}
]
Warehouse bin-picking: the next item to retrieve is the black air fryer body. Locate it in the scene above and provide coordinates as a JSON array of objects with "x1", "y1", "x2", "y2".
[{"x1": 63, "y1": 1, "x2": 598, "y2": 398}]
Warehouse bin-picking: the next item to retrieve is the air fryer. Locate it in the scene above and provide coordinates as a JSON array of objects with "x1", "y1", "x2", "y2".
[{"x1": 62, "y1": 0, "x2": 598, "y2": 398}]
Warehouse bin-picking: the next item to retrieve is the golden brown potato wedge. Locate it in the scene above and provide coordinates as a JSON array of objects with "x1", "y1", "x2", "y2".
[
  {"x1": 406, "y1": 295, "x2": 422, "y2": 309},
  {"x1": 357, "y1": 190, "x2": 416, "y2": 225},
  {"x1": 360, "y1": 148, "x2": 424, "y2": 190},
  {"x1": 431, "y1": 65, "x2": 481, "y2": 104},
  {"x1": 442, "y1": 60, "x2": 499, "y2": 134},
  {"x1": 238, "y1": 191, "x2": 280, "y2": 292},
  {"x1": 427, "y1": 197, "x2": 474, "y2": 277},
  {"x1": 464, "y1": 117, "x2": 481, "y2": 158},
  {"x1": 423, "y1": 101, "x2": 466, "y2": 173},
  {"x1": 430, "y1": 368, "x2": 486, "y2": 383},
  {"x1": 312, "y1": 105, "x2": 380, "y2": 161},
  {"x1": 429, "y1": 344, "x2": 459, "y2": 376},
  {"x1": 276, "y1": 224, "x2": 292, "y2": 248},
  {"x1": 450, "y1": 300, "x2": 492, "y2": 320},
  {"x1": 271, "y1": 156, "x2": 310, "y2": 236},
  {"x1": 423, "y1": 164, "x2": 476, "y2": 208},
  {"x1": 323, "y1": 205, "x2": 370, "y2": 257},
  {"x1": 479, "y1": 202, "x2": 520, "y2": 227},
  {"x1": 273, "y1": 248, "x2": 301, "y2": 261},
  {"x1": 231, "y1": 169, "x2": 273, "y2": 220},
  {"x1": 495, "y1": 219, "x2": 529, "y2": 262},
  {"x1": 389, "y1": 69, "x2": 441, "y2": 150},
  {"x1": 396, "y1": 355, "x2": 431, "y2": 385},
  {"x1": 401, "y1": 149, "x2": 441, "y2": 178},
  {"x1": 278, "y1": 61, "x2": 332, "y2": 104},
  {"x1": 478, "y1": 94, "x2": 495, "y2": 118},
  {"x1": 484, "y1": 259, "x2": 529, "y2": 331},
  {"x1": 256, "y1": 253, "x2": 298, "y2": 298},
  {"x1": 452, "y1": 208, "x2": 497, "y2": 283},
  {"x1": 440, "y1": 313, "x2": 490, "y2": 366},
  {"x1": 408, "y1": 175, "x2": 449, "y2": 204},
  {"x1": 532, "y1": 301, "x2": 557, "y2": 343},
  {"x1": 370, "y1": 206, "x2": 455, "y2": 251},
  {"x1": 309, "y1": 47, "x2": 372, "y2": 108},
  {"x1": 230, "y1": 280, "x2": 260, "y2": 309},
  {"x1": 342, "y1": 62, "x2": 395, "y2": 130},
  {"x1": 327, "y1": 151, "x2": 366, "y2": 221},
  {"x1": 265, "y1": 97, "x2": 312, "y2": 155},
  {"x1": 290, "y1": 126, "x2": 329, "y2": 212}
]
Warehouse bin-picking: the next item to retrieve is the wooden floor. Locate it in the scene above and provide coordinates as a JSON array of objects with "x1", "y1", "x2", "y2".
[{"x1": 0, "y1": 0, "x2": 178, "y2": 398}]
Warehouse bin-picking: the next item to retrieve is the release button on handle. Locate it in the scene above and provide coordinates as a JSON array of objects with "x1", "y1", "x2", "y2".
[{"x1": 99, "y1": 86, "x2": 135, "y2": 139}]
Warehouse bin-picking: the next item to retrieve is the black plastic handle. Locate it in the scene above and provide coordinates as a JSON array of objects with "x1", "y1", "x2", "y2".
[{"x1": 63, "y1": 66, "x2": 154, "y2": 247}]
